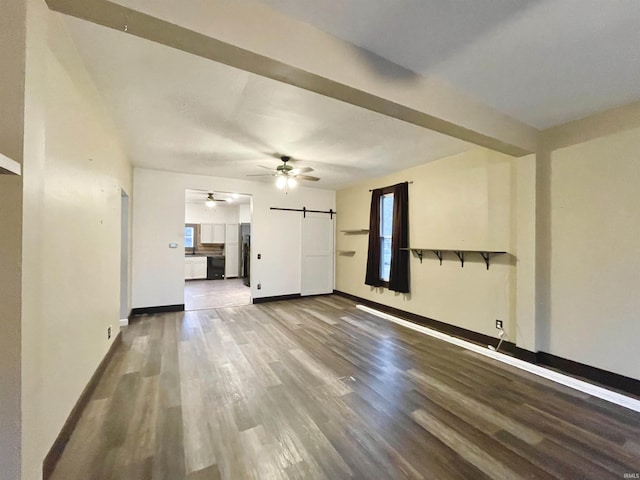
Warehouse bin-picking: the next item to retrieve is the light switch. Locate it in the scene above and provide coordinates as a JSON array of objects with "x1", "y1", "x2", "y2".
[{"x1": 169, "y1": 243, "x2": 178, "y2": 248}]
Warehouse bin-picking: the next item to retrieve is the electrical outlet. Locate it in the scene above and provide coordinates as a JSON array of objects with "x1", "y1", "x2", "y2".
[
  {"x1": 257, "y1": 253, "x2": 261, "y2": 259},
  {"x1": 495, "y1": 319, "x2": 503, "y2": 330},
  {"x1": 257, "y1": 282, "x2": 262, "y2": 290},
  {"x1": 107, "y1": 325, "x2": 112, "y2": 339}
]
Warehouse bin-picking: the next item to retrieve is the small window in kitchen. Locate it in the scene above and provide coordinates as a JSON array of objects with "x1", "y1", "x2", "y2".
[
  {"x1": 184, "y1": 227, "x2": 195, "y2": 248},
  {"x1": 184, "y1": 225, "x2": 196, "y2": 253}
]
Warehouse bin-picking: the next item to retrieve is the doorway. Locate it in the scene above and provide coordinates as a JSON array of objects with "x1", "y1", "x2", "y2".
[{"x1": 183, "y1": 189, "x2": 252, "y2": 310}]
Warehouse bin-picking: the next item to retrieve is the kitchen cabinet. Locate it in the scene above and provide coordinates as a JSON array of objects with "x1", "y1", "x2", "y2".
[
  {"x1": 200, "y1": 223, "x2": 225, "y2": 244},
  {"x1": 185, "y1": 256, "x2": 207, "y2": 280},
  {"x1": 225, "y1": 223, "x2": 240, "y2": 278}
]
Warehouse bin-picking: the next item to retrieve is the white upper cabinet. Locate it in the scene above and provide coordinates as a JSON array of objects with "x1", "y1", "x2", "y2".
[{"x1": 201, "y1": 223, "x2": 225, "y2": 244}]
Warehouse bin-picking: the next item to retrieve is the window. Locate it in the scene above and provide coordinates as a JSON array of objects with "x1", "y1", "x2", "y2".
[
  {"x1": 184, "y1": 226, "x2": 195, "y2": 248},
  {"x1": 380, "y1": 192, "x2": 394, "y2": 282},
  {"x1": 365, "y1": 182, "x2": 409, "y2": 293}
]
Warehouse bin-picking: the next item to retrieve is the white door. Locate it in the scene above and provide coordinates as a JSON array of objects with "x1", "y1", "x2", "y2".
[{"x1": 301, "y1": 213, "x2": 334, "y2": 296}]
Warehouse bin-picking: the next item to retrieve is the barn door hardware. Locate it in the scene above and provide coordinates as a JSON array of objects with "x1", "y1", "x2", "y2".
[{"x1": 270, "y1": 207, "x2": 335, "y2": 219}]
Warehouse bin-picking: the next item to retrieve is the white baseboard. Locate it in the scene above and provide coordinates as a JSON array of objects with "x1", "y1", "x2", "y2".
[{"x1": 119, "y1": 318, "x2": 129, "y2": 327}]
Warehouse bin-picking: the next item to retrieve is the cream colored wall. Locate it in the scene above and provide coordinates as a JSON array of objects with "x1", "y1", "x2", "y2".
[
  {"x1": 0, "y1": 0, "x2": 25, "y2": 478},
  {"x1": 20, "y1": 2, "x2": 133, "y2": 479},
  {"x1": 546, "y1": 126, "x2": 640, "y2": 380},
  {"x1": 513, "y1": 154, "x2": 537, "y2": 351},
  {"x1": 336, "y1": 148, "x2": 517, "y2": 341}
]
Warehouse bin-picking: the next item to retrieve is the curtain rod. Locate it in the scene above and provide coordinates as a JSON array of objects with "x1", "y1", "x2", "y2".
[{"x1": 368, "y1": 181, "x2": 413, "y2": 192}]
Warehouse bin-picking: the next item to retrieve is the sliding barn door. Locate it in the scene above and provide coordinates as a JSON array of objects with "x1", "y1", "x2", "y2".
[{"x1": 301, "y1": 212, "x2": 334, "y2": 296}]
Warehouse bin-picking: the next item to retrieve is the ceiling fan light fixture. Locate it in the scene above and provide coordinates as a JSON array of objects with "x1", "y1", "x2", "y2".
[
  {"x1": 276, "y1": 176, "x2": 287, "y2": 189},
  {"x1": 205, "y1": 193, "x2": 216, "y2": 208},
  {"x1": 287, "y1": 177, "x2": 297, "y2": 188}
]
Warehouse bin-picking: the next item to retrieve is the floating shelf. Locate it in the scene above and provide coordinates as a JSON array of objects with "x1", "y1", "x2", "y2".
[
  {"x1": 402, "y1": 248, "x2": 507, "y2": 270},
  {"x1": 337, "y1": 250, "x2": 356, "y2": 256},
  {"x1": 340, "y1": 229, "x2": 369, "y2": 234},
  {"x1": 0, "y1": 153, "x2": 21, "y2": 176}
]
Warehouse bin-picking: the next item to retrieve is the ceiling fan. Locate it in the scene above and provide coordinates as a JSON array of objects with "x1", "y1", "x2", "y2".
[
  {"x1": 204, "y1": 192, "x2": 229, "y2": 208},
  {"x1": 247, "y1": 155, "x2": 320, "y2": 192}
]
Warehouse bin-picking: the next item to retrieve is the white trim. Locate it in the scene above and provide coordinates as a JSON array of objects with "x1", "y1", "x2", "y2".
[
  {"x1": 356, "y1": 304, "x2": 640, "y2": 413},
  {"x1": 119, "y1": 318, "x2": 129, "y2": 327},
  {"x1": 0, "y1": 153, "x2": 21, "y2": 175}
]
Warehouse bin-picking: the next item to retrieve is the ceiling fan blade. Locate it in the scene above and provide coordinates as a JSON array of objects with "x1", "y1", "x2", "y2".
[
  {"x1": 292, "y1": 167, "x2": 314, "y2": 174},
  {"x1": 296, "y1": 174, "x2": 320, "y2": 182},
  {"x1": 246, "y1": 174, "x2": 275, "y2": 177},
  {"x1": 257, "y1": 165, "x2": 275, "y2": 171}
]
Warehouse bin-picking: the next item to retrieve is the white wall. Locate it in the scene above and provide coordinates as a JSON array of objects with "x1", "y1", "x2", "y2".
[
  {"x1": 132, "y1": 168, "x2": 335, "y2": 307},
  {"x1": 20, "y1": 2, "x2": 133, "y2": 478},
  {"x1": 336, "y1": 148, "x2": 516, "y2": 341},
  {"x1": 547, "y1": 126, "x2": 640, "y2": 380},
  {"x1": 239, "y1": 203, "x2": 251, "y2": 223},
  {"x1": 185, "y1": 201, "x2": 239, "y2": 224}
]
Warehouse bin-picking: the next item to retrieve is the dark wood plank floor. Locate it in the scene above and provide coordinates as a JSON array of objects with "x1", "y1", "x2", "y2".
[
  {"x1": 51, "y1": 295, "x2": 640, "y2": 479},
  {"x1": 184, "y1": 278, "x2": 250, "y2": 310}
]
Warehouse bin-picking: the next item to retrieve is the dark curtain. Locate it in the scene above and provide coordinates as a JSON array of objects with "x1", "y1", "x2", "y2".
[
  {"x1": 389, "y1": 182, "x2": 409, "y2": 293},
  {"x1": 365, "y1": 188, "x2": 383, "y2": 287}
]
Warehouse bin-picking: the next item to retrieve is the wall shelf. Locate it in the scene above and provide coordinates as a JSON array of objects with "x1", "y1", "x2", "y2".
[
  {"x1": 340, "y1": 229, "x2": 369, "y2": 234},
  {"x1": 0, "y1": 153, "x2": 21, "y2": 176},
  {"x1": 401, "y1": 248, "x2": 507, "y2": 270}
]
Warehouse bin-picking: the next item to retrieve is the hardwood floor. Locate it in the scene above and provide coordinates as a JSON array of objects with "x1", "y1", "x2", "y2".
[
  {"x1": 184, "y1": 278, "x2": 250, "y2": 310},
  {"x1": 51, "y1": 295, "x2": 640, "y2": 479}
]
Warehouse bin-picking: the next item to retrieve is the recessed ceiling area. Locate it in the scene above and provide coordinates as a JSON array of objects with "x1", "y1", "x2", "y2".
[
  {"x1": 254, "y1": 0, "x2": 640, "y2": 128},
  {"x1": 65, "y1": 16, "x2": 473, "y2": 190}
]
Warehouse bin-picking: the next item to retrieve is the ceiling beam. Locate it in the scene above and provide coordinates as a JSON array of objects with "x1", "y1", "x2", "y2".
[
  {"x1": 542, "y1": 100, "x2": 640, "y2": 151},
  {"x1": 46, "y1": 0, "x2": 538, "y2": 157}
]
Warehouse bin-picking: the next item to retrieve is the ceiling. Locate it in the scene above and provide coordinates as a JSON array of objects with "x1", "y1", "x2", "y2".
[
  {"x1": 63, "y1": 0, "x2": 640, "y2": 190},
  {"x1": 65, "y1": 17, "x2": 472, "y2": 190},
  {"x1": 185, "y1": 189, "x2": 251, "y2": 206},
  {"x1": 256, "y1": 0, "x2": 640, "y2": 128}
]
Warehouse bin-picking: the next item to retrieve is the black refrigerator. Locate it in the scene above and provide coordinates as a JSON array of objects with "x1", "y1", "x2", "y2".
[{"x1": 241, "y1": 230, "x2": 250, "y2": 286}]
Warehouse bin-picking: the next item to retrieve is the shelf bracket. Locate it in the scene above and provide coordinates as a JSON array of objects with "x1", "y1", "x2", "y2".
[
  {"x1": 431, "y1": 250, "x2": 443, "y2": 265},
  {"x1": 414, "y1": 249, "x2": 424, "y2": 263},
  {"x1": 454, "y1": 251, "x2": 465, "y2": 267},
  {"x1": 480, "y1": 252, "x2": 491, "y2": 270}
]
